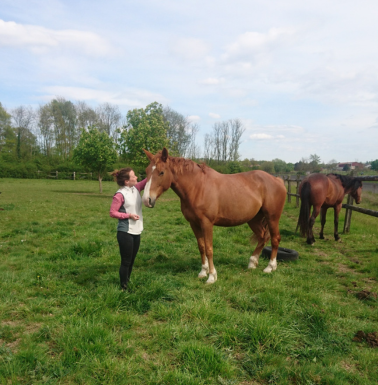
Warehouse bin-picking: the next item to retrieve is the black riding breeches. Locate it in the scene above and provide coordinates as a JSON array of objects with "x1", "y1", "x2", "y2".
[{"x1": 117, "y1": 231, "x2": 141, "y2": 289}]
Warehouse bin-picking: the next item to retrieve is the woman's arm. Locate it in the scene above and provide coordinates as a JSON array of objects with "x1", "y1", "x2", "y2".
[
  {"x1": 109, "y1": 193, "x2": 130, "y2": 219},
  {"x1": 135, "y1": 178, "x2": 147, "y2": 192}
]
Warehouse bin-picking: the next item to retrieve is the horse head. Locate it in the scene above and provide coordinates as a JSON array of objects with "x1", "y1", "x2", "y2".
[
  {"x1": 351, "y1": 179, "x2": 363, "y2": 204},
  {"x1": 142, "y1": 147, "x2": 173, "y2": 208}
]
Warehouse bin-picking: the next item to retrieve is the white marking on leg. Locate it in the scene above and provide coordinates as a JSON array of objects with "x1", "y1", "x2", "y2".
[
  {"x1": 263, "y1": 258, "x2": 277, "y2": 273},
  {"x1": 142, "y1": 166, "x2": 155, "y2": 207},
  {"x1": 248, "y1": 255, "x2": 259, "y2": 269},
  {"x1": 206, "y1": 269, "x2": 217, "y2": 284},
  {"x1": 198, "y1": 257, "x2": 209, "y2": 278}
]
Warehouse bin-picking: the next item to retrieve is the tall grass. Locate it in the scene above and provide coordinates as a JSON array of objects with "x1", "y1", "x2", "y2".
[{"x1": 0, "y1": 178, "x2": 377, "y2": 384}]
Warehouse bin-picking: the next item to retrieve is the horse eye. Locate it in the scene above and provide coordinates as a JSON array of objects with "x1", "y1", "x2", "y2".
[{"x1": 159, "y1": 171, "x2": 164, "y2": 176}]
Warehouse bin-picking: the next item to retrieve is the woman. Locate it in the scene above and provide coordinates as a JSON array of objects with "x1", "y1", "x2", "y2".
[{"x1": 110, "y1": 168, "x2": 147, "y2": 290}]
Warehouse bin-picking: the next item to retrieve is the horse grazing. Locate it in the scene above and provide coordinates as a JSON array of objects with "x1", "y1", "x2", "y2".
[
  {"x1": 298, "y1": 173, "x2": 362, "y2": 245},
  {"x1": 142, "y1": 148, "x2": 287, "y2": 284}
]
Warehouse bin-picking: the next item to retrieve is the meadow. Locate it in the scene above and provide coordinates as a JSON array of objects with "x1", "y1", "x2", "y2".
[{"x1": 0, "y1": 178, "x2": 377, "y2": 385}]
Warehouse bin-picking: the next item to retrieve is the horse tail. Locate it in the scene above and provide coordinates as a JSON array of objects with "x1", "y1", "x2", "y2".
[
  {"x1": 298, "y1": 181, "x2": 311, "y2": 238},
  {"x1": 250, "y1": 217, "x2": 271, "y2": 244}
]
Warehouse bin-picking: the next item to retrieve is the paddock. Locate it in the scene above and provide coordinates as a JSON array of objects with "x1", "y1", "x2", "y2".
[{"x1": 0, "y1": 178, "x2": 377, "y2": 384}]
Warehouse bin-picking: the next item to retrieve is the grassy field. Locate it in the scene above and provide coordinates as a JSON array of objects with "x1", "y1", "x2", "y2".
[{"x1": 0, "y1": 178, "x2": 377, "y2": 385}]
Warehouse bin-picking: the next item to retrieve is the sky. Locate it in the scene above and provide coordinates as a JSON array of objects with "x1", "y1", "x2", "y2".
[{"x1": 1, "y1": 0, "x2": 378, "y2": 163}]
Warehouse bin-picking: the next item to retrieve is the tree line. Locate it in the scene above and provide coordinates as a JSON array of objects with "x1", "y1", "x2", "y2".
[{"x1": 0, "y1": 99, "x2": 245, "y2": 169}]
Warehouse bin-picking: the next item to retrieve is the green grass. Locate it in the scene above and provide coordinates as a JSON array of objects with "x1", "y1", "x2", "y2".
[{"x1": 0, "y1": 178, "x2": 377, "y2": 384}]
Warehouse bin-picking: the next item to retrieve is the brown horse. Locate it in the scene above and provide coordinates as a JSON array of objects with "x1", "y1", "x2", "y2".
[
  {"x1": 142, "y1": 148, "x2": 287, "y2": 283},
  {"x1": 298, "y1": 173, "x2": 362, "y2": 245}
]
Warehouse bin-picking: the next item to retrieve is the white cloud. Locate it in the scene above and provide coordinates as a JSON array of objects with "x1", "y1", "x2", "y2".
[
  {"x1": 200, "y1": 77, "x2": 224, "y2": 85},
  {"x1": 209, "y1": 112, "x2": 220, "y2": 119},
  {"x1": 187, "y1": 115, "x2": 201, "y2": 122},
  {"x1": 222, "y1": 27, "x2": 296, "y2": 62},
  {"x1": 0, "y1": 19, "x2": 113, "y2": 56},
  {"x1": 41, "y1": 86, "x2": 168, "y2": 108},
  {"x1": 170, "y1": 37, "x2": 209, "y2": 60},
  {"x1": 249, "y1": 133, "x2": 274, "y2": 140}
]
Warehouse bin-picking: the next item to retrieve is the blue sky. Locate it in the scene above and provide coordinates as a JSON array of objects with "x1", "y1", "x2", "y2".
[{"x1": 1, "y1": 0, "x2": 378, "y2": 163}]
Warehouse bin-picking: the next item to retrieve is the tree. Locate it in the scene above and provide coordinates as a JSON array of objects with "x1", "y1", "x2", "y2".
[
  {"x1": 119, "y1": 102, "x2": 169, "y2": 167},
  {"x1": 343, "y1": 164, "x2": 351, "y2": 172},
  {"x1": 371, "y1": 159, "x2": 378, "y2": 171},
  {"x1": 309, "y1": 154, "x2": 321, "y2": 165},
  {"x1": 162, "y1": 106, "x2": 192, "y2": 157},
  {"x1": 11, "y1": 105, "x2": 36, "y2": 159},
  {"x1": 74, "y1": 126, "x2": 117, "y2": 193},
  {"x1": 228, "y1": 119, "x2": 245, "y2": 161},
  {"x1": 96, "y1": 103, "x2": 121, "y2": 139},
  {"x1": 0, "y1": 102, "x2": 13, "y2": 156}
]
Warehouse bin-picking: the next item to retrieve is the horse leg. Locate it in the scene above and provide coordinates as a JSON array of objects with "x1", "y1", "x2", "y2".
[
  {"x1": 319, "y1": 207, "x2": 327, "y2": 239},
  {"x1": 247, "y1": 214, "x2": 270, "y2": 269},
  {"x1": 262, "y1": 218, "x2": 281, "y2": 273},
  {"x1": 334, "y1": 204, "x2": 342, "y2": 241},
  {"x1": 201, "y1": 222, "x2": 217, "y2": 284},
  {"x1": 307, "y1": 206, "x2": 320, "y2": 245},
  {"x1": 190, "y1": 222, "x2": 208, "y2": 278}
]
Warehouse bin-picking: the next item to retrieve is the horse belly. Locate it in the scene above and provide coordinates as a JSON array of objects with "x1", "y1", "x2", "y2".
[{"x1": 214, "y1": 205, "x2": 261, "y2": 227}]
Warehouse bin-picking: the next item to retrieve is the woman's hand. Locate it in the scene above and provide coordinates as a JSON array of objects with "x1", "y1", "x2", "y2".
[{"x1": 129, "y1": 213, "x2": 140, "y2": 220}]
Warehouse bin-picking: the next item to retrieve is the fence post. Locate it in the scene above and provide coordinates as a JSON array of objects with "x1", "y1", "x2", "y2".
[
  {"x1": 37, "y1": 170, "x2": 41, "y2": 179},
  {"x1": 287, "y1": 177, "x2": 291, "y2": 203},
  {"x1": 56, "y1": 171, "x2": 58, "y2": 179},
  {"x1": 296, "y1": 175, "x2": 301, "y2": 207},
  {"x1": 343, "y1": 194, "x2": 354, "y2": 233},
  {"x1": 73, "y1": 171, "x2": 76, "y2": 180}
]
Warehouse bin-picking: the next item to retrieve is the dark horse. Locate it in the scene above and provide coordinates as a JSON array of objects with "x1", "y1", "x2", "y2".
[
  {"x1": 142, "y1": 148, "x2": 287, "y2": 283},
  {"x1": 298, "y1": 173, "x2": 362, "y2": 245}
]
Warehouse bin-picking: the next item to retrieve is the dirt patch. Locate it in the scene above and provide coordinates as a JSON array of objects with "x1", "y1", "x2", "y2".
[
  {"x1": 353, "y1": 331, "x2": 378, "y2": 347},
  {"x1": 356, "y1": 290, "x2": 377, "y2": 300},
  {"x1": 338, "y1": 264, "x2": 356, "y2": 273}
]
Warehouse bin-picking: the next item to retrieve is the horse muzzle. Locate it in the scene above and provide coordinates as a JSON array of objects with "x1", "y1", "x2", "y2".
[{"x1": 143, "y1": 196, "x2": 156, "y2": 208}]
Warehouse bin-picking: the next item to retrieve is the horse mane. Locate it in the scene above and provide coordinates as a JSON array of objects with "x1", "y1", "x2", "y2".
[
  {"x1": 156, "y1": 152, "x2": 207, "y2": 174},
  {"x1": 328, "y1": 173, "x2": 362, "y2": 192}
]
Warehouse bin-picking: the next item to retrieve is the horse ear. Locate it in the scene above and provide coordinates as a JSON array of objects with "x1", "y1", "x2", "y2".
[
  {"x1": 143, "y1": 149, "x2": 154, "y2": 161},
  {"x1": 161, "y1": 147, "x2": 169, "y2": 162}
]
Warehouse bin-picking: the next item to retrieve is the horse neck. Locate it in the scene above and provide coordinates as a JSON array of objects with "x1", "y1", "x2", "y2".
[{"x1": 169, "y1": 164, "x2": 203, "y2": 200}]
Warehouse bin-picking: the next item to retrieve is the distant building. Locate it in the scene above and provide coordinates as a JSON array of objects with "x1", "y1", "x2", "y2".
[{"x1": 336, "y1": 162, "x2": 364, "y2": 171}]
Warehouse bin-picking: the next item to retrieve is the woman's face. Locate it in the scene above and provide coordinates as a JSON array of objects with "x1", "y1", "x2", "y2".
[{"x1": 125, "y1": 170, "x2": 138, "y2": 187}]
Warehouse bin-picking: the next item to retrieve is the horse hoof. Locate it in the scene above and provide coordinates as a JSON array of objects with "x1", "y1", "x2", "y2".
[
  {"x1": 248, "y1": 256, "x2": 259, "y2": 269},
  {"x1": 206, "y1": 272, "x2": 217, "y2": 284},
  {"x1": 263, "y1": 262, "x2": 277, "y2": 273},
  {"x1": 198, "y1": 271, "x2": 207, "y2": 278}
]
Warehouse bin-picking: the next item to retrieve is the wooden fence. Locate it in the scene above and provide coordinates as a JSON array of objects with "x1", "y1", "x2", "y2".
[
  {"x1": 282, "y1": 175, "x2": 378, "y2": 234},
  {"x1": 36, "y1": 171, "x2": 93, "y2": 180}
]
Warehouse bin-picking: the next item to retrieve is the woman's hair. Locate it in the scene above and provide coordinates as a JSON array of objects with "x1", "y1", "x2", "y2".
[{"x1": 110, "y1": 168, "x2": 133, "y2": 187}]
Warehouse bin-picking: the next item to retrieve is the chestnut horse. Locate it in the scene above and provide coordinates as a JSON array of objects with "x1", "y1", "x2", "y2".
[
  {"x1": 298, "y1": 173, "x2": 362, "y2": 245},
  {"x1": 142, "y1": 148, "x2": 287, "y2": 284}
]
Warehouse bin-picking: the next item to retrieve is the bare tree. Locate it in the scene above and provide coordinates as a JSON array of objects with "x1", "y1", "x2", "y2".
[
  {"x1": 162, "y1": 106, "x2": 192, "y2": 156},
  {"x1": 37, "y1": 104, "x2": 54, "y2": 157},
  {"x1": 76, "y1": 101, "x2": 98, "y2": 130},
  {"x1": 228, "y1": 119, "x2": 245, "y2": 161},
  {"x1": 11, "y1": 105, "x2": 36, "y2": 158},
  {"x1": 96, "y1": 103, "x2": 121, "y2": 139},
  {"x1": 203, "y1": 133, "x2": 213, "y2": 162},
  {"x1": 220, "y1": 121, "x2": 229, "y2": 162},
  {"x1": 187, "y1": 123, "x2": 199, "y2": 159}
]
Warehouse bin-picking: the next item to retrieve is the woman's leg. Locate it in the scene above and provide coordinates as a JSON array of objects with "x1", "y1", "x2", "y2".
[
  {"x1": 117, "y1": 231, "x2": 134, "y2": 289},
  {"x1": 127, "y1": 234, "x2": 140, "y2": 281}
]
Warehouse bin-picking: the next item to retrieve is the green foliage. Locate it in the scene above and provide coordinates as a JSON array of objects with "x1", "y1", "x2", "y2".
[
  {"x1": 227, "y1": 161, "x2": 242, "y2": 174},
  {"x1": 74, "y1": 126, "x2": 117, "y2": 177},
  {"x1": 371, "y1": 159, "x2": 378, "y2": 171},
  {"x1": 119, "y1": 102, "x2": 169, "y2": 167}
]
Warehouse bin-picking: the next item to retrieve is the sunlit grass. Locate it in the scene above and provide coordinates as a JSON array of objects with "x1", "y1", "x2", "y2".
[{"x1": 0, "y1": 178, "x2": 377, "y2": 384}]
